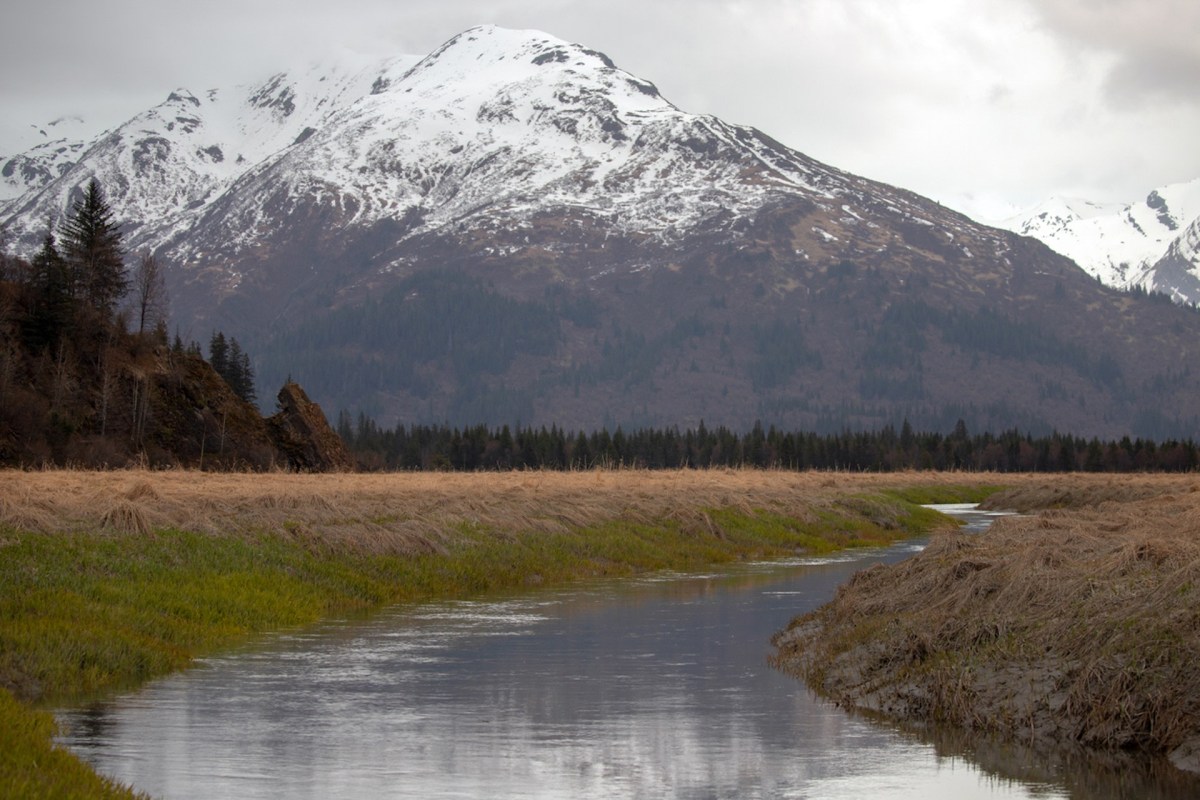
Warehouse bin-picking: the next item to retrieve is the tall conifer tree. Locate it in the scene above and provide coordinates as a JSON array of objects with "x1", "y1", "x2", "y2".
[
  {"x1": 61, "y1": 178, "x2": 126, "y2": 314},
  {"x1": 209, "y1": 331, "x2": 229, "y2": 378},
  {"x1": 25, "y1": 230, "x2": 72, "y2": 348}
]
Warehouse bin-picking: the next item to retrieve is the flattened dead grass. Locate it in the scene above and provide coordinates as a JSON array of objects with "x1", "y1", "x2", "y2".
[
  {"x1": 772, "y1": 476, "x2": 1200, "y2": 771},
  {"x1": 0, "y1": 468, "x2": 1008, "y2": 555}
]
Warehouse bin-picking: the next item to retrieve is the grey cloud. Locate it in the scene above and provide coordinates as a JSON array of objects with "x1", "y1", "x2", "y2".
[
  {"x1": 1029, "y1": 0, "x2": 1200, "y2": 108},
  {"x1": 1105, "y1": 47, "x2": 1200, "y2": 109}
]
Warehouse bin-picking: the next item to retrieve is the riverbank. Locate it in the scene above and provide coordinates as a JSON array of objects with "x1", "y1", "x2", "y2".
[
  {"x1": 2, "y1": 468, "x2": 994, "y2": 796},
  {"x1": 771, "y1": 474, "x2": 1200, "y2": 776}
]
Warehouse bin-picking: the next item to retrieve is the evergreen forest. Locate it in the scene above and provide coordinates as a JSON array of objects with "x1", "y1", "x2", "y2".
[{"x1": 337, "y1": 414, "x2": 1198, "y2": 473}]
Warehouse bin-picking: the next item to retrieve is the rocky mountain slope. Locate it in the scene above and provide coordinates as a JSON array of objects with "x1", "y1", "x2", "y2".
[
  {"x1": 3, "y1": 26, "x2": 1199, "y2": 439},
  {"x1": 1005, "y1": 179, "x2": 1200, "y2": 305}
]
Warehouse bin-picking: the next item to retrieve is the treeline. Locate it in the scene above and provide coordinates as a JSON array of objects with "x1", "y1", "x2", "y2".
[{"x1": 337, "y1": 415, "x2": 1198, "y2": 473}]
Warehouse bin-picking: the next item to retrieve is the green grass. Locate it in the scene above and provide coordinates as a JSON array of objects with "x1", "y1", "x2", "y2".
[
  {"x1": 0, "y1": 688, "x2": 148, "y2": 799},
  {"x1": 0, "y1": 488, "x2": 983, "y2": 797}
]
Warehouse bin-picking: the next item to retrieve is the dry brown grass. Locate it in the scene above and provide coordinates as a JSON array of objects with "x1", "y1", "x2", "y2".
[
  {"x1": 0, "y1": 467, "x2": 1008, "y2": 555},
  {"x1": 4, "y1": 470, "x2": 1192, "y2": 553},
  {"x1": 981, "y1": 474, "x2": 1200, "y2": 512},
  {"x1": 772, "y1": 474, "x2": 1200, "y2": 771}
]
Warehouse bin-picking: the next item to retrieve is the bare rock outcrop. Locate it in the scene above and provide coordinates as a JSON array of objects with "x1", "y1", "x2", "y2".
[{"x1": 266, "y1": 381, "x2": 354, "y2": 472}]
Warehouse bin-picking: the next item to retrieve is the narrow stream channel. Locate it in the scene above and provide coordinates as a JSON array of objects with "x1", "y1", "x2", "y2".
[{"x1": 56, "y1": 507, "x2": 1192, "y2": 798}]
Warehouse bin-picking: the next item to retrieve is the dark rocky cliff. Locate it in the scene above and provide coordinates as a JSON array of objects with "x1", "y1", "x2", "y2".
[{"x1": 267, "y1": 381, "x2": 353, "y2": 472}]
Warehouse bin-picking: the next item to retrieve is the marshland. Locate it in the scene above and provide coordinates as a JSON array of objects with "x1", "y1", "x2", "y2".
[
  {"x1": 2, "y1": 469, "x2": 1199, "y2": 797},
  {"x1": 772, "y1": 475, "x2": 1200, "y2": 777}
]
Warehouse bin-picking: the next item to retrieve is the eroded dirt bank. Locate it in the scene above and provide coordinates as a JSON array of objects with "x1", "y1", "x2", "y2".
[{"x1": 771, "y1": 476, "x2": 1200, "y2": 774}]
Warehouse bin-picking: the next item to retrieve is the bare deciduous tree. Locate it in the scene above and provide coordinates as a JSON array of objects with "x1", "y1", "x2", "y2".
[{"x1": 131, "y1": 251, "x2": 168, "y2": 335}]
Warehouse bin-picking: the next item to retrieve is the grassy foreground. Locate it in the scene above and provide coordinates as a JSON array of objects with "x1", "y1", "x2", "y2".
[
  {"x1": 0, "y1": 468, "x2": 994, "y2": 797},
  {"x1": 772, "y1": 474, "x2": 1200, "y2": 775}
]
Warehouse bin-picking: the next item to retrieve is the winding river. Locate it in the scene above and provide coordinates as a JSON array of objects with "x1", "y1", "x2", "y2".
[{"x1": 57, "y1": 507, "x2": 1193, "y2": 798}]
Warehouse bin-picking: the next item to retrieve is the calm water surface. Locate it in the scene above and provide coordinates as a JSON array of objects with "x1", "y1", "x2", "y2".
[{"x1": 57, "y1": 507, "x2": 1192, "y2": 798}]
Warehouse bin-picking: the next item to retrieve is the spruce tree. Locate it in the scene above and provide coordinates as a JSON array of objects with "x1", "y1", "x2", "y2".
[
  {"x1": 226, "y1": 337, "x2": 256, "y2": 405},
  {"x1": 25, "y1": 230, "x2": 72, "y2": 348},
  {"x1": 209, "y1": 331, "x2": 229, "y2": 378},
  {"x1": 60, "y1": 179, "x2": 126, "y2": 314},
  {"x1": 237, "y1": 349, "x2": 256, "y2": 405},
  {"x1": 208, "y1": 330, "x2": 256, "y2": 405}
]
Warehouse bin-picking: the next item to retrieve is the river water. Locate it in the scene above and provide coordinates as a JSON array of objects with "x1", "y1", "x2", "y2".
[{"x1": 57, "y1": 506, "x2": 1194, "y2": 799}]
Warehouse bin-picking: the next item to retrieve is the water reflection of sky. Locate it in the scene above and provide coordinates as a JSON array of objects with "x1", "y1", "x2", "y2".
[{"x1": 56, "y1": 518, "x2": 1182, "y2": 799}]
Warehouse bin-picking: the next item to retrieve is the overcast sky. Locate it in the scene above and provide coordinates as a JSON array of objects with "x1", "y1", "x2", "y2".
[{"x1": 2, "y1": 0, "x2": 1197, "y2": 220}]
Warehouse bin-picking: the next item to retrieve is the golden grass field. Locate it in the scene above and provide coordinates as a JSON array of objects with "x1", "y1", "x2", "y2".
[
  {"x1": 0, "y1": 467, "x2": 1016, "y2": 553},
  {"x1": 7, "y1": 467, "x2": 1189, "y2": 548}
]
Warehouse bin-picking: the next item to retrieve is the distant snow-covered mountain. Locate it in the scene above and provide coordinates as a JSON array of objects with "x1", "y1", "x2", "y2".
[
  {"x1": 0, "y1": 116, "x2": 94, "y2": 202},
  {"x1": 1005, "y1": 179, "x2": 1200, "y2": 304},
  {"x1": 4, "y1": 26, "x2": 867, "y2": 260}
]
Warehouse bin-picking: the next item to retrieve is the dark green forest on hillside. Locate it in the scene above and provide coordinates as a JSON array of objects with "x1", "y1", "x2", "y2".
[
  {"x1": 863, "y1": 300, "x2": 1124, "y2": 388},
  {"x1": 252, "y1": 265, "x2": 1188, "y2": 437},
  {"x1": 255, "y1": 270, "x2": 562, "y2": 422}
]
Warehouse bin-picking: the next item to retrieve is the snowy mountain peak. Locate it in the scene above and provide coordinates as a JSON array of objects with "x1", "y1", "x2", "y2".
[
  {"x1": 1009, "y1": 195, "x2": 1117, "y2": 233},
  {"x1": 1005, "y1": 177, "x2": 1200, "y2": 302},
  {"x1": 1, "y1": 24, "x2": 983, "y2": 268},
  {"x1": 173, "y1": 24, "x2": 835, "y2": 260},
  {"x1": 379, "y1": 25, "x2": 674, "y2": 126},
  {"x1": 409, "y1": 26, "x2": 621, "y2": 81}
]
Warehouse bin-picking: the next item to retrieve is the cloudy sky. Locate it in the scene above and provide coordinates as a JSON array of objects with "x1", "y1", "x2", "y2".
[{"x1": 2, "y1": 0, "x2": 1197, "y2": 220}]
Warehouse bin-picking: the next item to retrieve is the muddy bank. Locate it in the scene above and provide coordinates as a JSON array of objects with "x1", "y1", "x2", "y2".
[{"x1": 771, "y1": 480, "x2": 1200, "y2": 775}]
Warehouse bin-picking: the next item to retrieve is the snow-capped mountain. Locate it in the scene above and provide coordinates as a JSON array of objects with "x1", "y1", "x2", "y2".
[
  {"x1": 1, "y1": 52, "x2": 419, "y2": 245},
  {"x1": 1147, "y1": 214, "x2": 1200, "y2": 303},
  {"x1": 2, "y1": 26, "x2": 1000, "y2": 286},
  {"x1": 2, "y1": 26, "x2": 1199, "y2": 439},
  {"x1": 0, "y1": 116, "x2": 93, "y2": 202},
  {"x1": 1005, "y1": 179, "x2": 1200, "y2": 304}
]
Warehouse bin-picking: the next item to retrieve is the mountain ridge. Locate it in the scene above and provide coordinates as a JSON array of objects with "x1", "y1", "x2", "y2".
[{"x1": 2, "y1": 26, "x2": 1199, "y2": 439}]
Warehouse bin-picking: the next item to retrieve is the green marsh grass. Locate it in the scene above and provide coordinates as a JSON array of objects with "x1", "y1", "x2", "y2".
[{"x1": 0, "y1": 688, "x2": 148, "y2": 799}]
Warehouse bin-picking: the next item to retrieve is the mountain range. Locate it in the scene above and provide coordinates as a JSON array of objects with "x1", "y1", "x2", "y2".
[
  {"x1": 2, "y1": 25, "x2": 1199, "y2": 439},
  {"x1": 1003, "y1": 179, "x2": 1200, "y2": 305}
]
